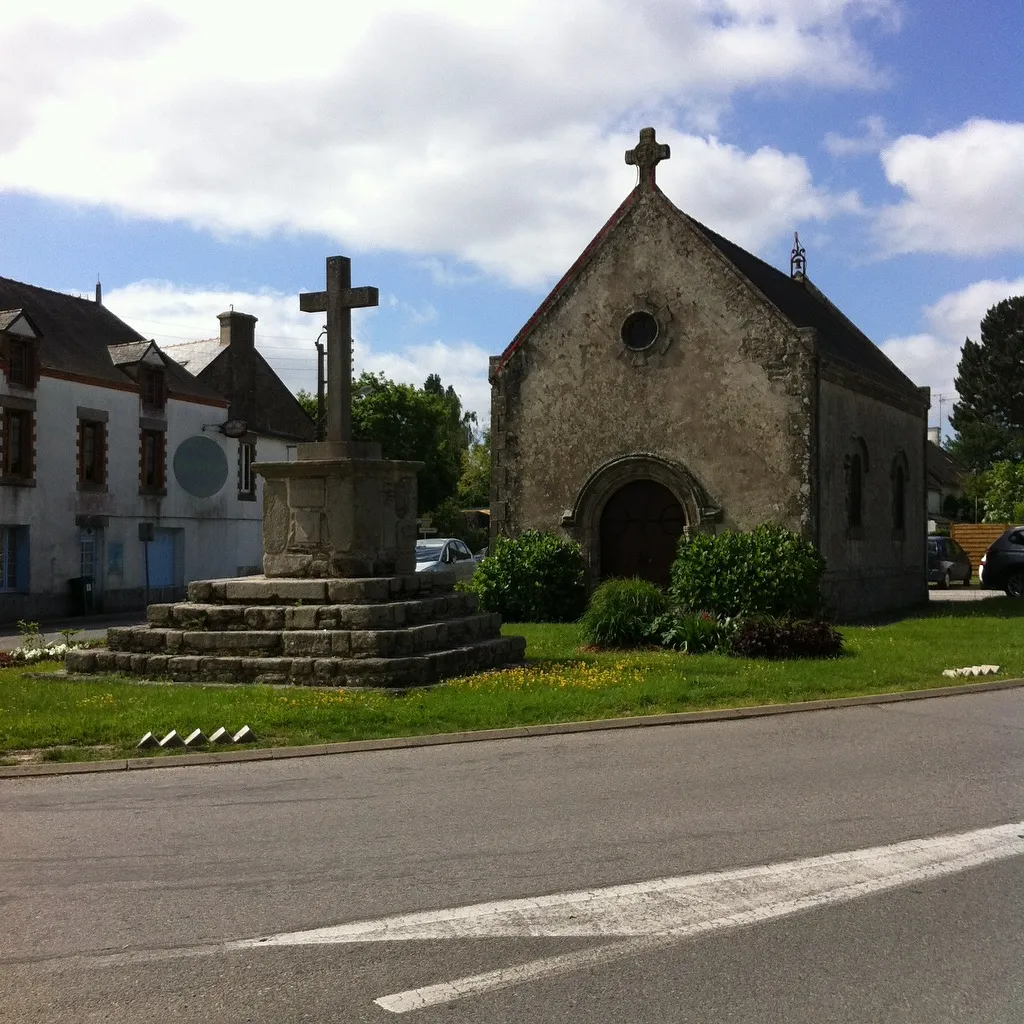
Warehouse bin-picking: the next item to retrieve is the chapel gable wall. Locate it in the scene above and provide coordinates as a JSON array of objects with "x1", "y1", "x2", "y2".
[{"x1": 491, "y1": 190, "x2": 817, "y2": 547}]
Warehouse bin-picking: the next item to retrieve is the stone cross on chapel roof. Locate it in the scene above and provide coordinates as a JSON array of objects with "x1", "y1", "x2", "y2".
[
  {"x1": 299, "y1": 256, "x2": 379, "y2": 447},
  {"x1": 625, "y1": 127, "x2": 671, "y2": 188}
]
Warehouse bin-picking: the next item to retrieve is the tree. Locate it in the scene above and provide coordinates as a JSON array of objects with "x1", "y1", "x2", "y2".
[
  {"x1": 982, "y1": 461, "x2": 1024, "y2": 524},
  {"x1": 294, "y1": 374, "x2": 477, "y2": 513},
  {"x1": 350, "y1": 372, "x2": 472, "y2": 513},
  {"x1": 947, "y1": 295, "x2": 1024, "y2": 472},
  {"x1": 295, "y1": 389, "x2": 318, "y2": 423},
  {"x1": 457, "y1": 428, "x2": 491, "y2": 508}
]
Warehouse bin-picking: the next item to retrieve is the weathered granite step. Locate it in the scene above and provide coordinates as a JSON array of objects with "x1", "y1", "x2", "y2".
[
  {"x1": 147, "y1": 592, "x2": 480, "y2": 632},
  {"x1": 107, "y1": 613, "x2": 503, "y2": 658},
  {"x1": 65, "y1": 635, "x2": 527, "y2": 688},
  {"x1": 186, "y1": 572, "x2": 457, "y2": 607}
]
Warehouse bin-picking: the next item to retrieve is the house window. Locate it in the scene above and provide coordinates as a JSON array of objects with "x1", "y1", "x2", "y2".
[
  {"x1": 140, "y1": 368, "x2": 167, "y2": 410},
  {"x1": 78, "y1": 418, "x2": 107, "y2": 488},
  {"x1": 238, "y1": 440, "x2": 256, "y2": 499},
  {"x1": 0, "y1": 526, "x2": 28, "y2": 592},
  {"x1": 1, "y1": 407, "x2": 34, "y2": 481},
  {"x1": 7, "y1": 340, "x2": 37, "y2": 388},
  {"x1": 140, "y1": 428, "x2": 166, "y2": 492}
]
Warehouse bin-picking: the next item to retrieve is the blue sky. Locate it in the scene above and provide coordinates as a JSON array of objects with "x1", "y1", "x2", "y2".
[{"x1": 2, "y1": 1, "x2": 1022, "y2": 434}]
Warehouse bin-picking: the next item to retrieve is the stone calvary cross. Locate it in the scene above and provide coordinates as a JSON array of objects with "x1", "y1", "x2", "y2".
[
  {"x1": 625, "y1": 126, "x2": 670, "y2": 188},
  {"x1": 299, "y1": 256, "x2": 379, "y2": 445}
]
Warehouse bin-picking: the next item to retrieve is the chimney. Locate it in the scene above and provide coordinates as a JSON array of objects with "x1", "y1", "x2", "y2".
[
  {"x1": 95, "y1": 279, "x2": 102, "y2": 304},
  {"x1": 217, "y1": 310, "x2": 258, "y2": 350},
  {"x1": 927, "y1": 426, "x2": 941, "y2": 446}
]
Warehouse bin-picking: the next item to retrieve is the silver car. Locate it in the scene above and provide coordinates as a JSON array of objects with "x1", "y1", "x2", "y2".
[{"x1": 415, "y1": 537, "x2": 478, "y2": 580}]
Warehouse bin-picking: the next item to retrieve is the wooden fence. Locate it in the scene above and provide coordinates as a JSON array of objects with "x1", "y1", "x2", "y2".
[{"x1": 949, "y1": 523, "x2": 1011, "y2": 571}]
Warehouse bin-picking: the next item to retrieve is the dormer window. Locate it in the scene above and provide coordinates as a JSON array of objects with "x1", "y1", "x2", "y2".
[
  {"x1": 141, "y1": 367, "x2": 167, "y2": 410},
  {"x1": 0, "y1": 309, "x2": 41, "y2": 390}
]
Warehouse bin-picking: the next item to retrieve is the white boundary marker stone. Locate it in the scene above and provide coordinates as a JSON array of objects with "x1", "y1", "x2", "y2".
[
  {"x1": 232, "y1": 726, "x2": 255, "y2": 744},
  {"x1": 136, "y1": 732, "x2": 160, "y2": 749},
  {"x1": 184, "y1": 729, "x2": 208, "y2": 747},
  {"x1": 942, "y1": 665, "x2": 1000, "y2": 678},
  {"x1": 158, "y1": 730, "x2": 184, "y2": 748},
  {"x1": 209, "y1": 727, "x2": 232, "y2": 744}
]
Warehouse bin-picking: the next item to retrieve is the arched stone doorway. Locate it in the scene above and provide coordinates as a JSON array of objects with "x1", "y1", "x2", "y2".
[
  {"x1": 560, "y1": 454, "x2": 716, "y2": 584},
  {"x1": 599, "y1": 479, "x2": 685, "y2": 586}
]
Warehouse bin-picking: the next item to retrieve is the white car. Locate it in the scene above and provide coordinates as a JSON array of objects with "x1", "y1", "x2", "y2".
[{"x1": 415, "y1": 537, "x2": 478, "y2": 580}]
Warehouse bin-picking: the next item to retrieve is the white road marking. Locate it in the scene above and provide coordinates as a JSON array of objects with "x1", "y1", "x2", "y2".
[{"x1": 224, "y1": 821, "x2": 1024, "y2": 1013}]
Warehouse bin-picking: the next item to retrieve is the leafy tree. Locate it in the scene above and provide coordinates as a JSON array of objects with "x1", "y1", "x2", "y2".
[
  {"x1": 982, "y1": 461, "x2": 1024, "y2": 524},
  {"x1": 295, "y1": 389, "x2": 319, "y2": 425},
  {"x1": 948, "y1": 295, "x2": 1024, "y2": 472},
  {"x1": 294, "y1": 374, "x2": 477, "y2": 513},
  {"x1": 351, "y1": 372, "x2": 472, "y2": 513},
  {"x1": 457, "y1": 429, "x2": 491, "y2": 508}
]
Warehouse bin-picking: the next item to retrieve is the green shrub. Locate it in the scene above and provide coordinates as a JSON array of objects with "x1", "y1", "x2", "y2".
[
  {"x1": 580, "y1": 578, "x2": 667, "y2": 648},
  {"x1": 466, "y1": 530, "x2": 589, "y2": 622},
  {"x1": 730, "y1": 616, "x2": 844, "y2": 660},
  {"x1": 669, "y1": 524, "x2": 826, "y2": 619},
  {"x1": 650, "y1": 610, "x2": 734, "y2": 653}
]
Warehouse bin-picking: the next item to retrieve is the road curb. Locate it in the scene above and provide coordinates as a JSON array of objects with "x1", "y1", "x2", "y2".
[{"x1": 2, "y1": 677, "x2": 1022, "y2": 779}]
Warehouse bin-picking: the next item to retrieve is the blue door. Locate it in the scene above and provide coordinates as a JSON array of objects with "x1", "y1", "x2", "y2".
[{"x1": 148, "y1": 529, "x2": 178, "y2": 588}]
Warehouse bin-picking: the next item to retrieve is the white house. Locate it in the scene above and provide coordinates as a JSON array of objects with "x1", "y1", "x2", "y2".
[{"x1": 0, "y1": 277, "x2": 301, "y2": 624}]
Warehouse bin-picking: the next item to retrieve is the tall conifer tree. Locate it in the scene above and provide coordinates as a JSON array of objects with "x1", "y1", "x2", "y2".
[{"x1": 948, "y1": 295, "x2": 1024, "y2": 472}]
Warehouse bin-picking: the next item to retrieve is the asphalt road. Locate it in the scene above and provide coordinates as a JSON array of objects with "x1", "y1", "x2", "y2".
[{"x1": 1, "y1": 689, "x2": 1022, "y2": 1022}]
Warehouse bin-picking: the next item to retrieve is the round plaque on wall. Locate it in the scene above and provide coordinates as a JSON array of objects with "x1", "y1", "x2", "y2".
[{"x1": 173, "y1": 435, "x2": 229, "y2": 498}]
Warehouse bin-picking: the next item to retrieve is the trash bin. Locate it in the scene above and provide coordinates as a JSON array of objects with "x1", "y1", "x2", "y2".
[{"x1": 68, "y1": 576, "x2": 95, "y2": 615}]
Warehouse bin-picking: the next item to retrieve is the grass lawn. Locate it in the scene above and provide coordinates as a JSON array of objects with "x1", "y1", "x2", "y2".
[{"x1": 2, "y1": 599, "x2": 1023, "y2": 765}]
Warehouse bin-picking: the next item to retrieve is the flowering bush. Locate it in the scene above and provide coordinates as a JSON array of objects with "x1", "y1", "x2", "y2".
[{"x1": 7, "y1": 642, "x2": 83, "y2": 665}]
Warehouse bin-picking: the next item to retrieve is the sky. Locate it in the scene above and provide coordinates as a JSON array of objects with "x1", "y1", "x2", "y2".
[{"x1": 1, "y1": 0, "x2": 1022, "y2": 437}]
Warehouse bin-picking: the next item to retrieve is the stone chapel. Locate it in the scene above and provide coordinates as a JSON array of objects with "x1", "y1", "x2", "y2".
[{"x1": 488, "y1": 128, "x2": 929, "y2": 620}]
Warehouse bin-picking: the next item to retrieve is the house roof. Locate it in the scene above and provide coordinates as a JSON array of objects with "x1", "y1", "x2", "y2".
[
  {"x1": 0, "y1": 276, "x2": 225, "y2": 405},
  {"x1": 161, "y1": 338, "x2": 226, "y2": 375},
  {"x1": 927, "y1": 440, "x2": 964, "y2": 490},
  {"x1": 0, "y1": 309, "x2": 27, "y2": 332},
  {"x1": 495, "y1": 185, "x2": 920, "y2": 400},
  {"x1": 163, "y1": 336, "x2": 315, "y2": 442}
]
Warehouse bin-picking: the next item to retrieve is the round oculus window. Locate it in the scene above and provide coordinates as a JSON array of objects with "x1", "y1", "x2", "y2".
[{"x1": 621, "y1": 310, "x2": 659, "y2": 351}]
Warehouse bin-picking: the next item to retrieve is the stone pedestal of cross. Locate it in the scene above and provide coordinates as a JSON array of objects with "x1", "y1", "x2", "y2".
[
  {"x1": 253, "y1": 254, "x2": 423, "y2": 577},
  {"x1": 625, "y1": 127, "x2": 670, "y2": 188},
  {"x1": 298, "y1": 255, "x2": 380, "y2": 460}
]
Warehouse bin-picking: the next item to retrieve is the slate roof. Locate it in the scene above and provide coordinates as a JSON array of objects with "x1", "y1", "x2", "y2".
[
  {"x1": 685, "y1": 217, "x2": 920, "y2": 396},
  {"x1": 162, "y1": 338, "x2": 315, "y2": 442},
  {"x1": 0, "y1": 309, "x2": 27, "y2": 332},
  {"x1": 161, "y1": 338, "x2": 226, "y2": 375},
  {"x1": 496, "y1": 186, "x2": 921, "y2": 400},
  {"x1": 0, "y1": 276, "x2": 225, "y2": 405},
  {"x1": 926, "y1": 440, "x2": 963, "y2": 490}
]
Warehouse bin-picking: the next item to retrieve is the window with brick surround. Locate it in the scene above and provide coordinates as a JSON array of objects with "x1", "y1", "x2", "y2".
[
  {"x1": 78, "y1": 418, "x2": 107, "y2": 488},
  {"x1": 1, "y1": 406, "x2": 34, "y2": 482},
  {"x1": 139, "y1": 428, "x2": 166, "y2": 492}
]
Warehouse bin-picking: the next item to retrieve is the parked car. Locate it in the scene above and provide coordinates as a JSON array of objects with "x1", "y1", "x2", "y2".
[
  {"x1": 415, "y1": 537, "x2": 478, "y2": 580},
  {"x1": 927, "y1": 535, "x2": 972, "y2": 588},
  {"x1": 979, "y1": 526, "x2": 1024, "y2": 597}
]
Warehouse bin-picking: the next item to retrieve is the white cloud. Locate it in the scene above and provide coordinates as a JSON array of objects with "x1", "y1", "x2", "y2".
[
  {"x1": 824, "y1": 115, "x2": 888, "y2": 156},
  {"x1": 101, "y1": 280, "x2": 493, "y2": 422},
  {"x1": 0, "y1": 0, "x2": 891, "y2": 286},
  {"x1": 877, "y1": 120, "x2": 1024, "y2": 256},
  {"x1": 881, "y1": 277, "x2": 1024, "y2": 413}
]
